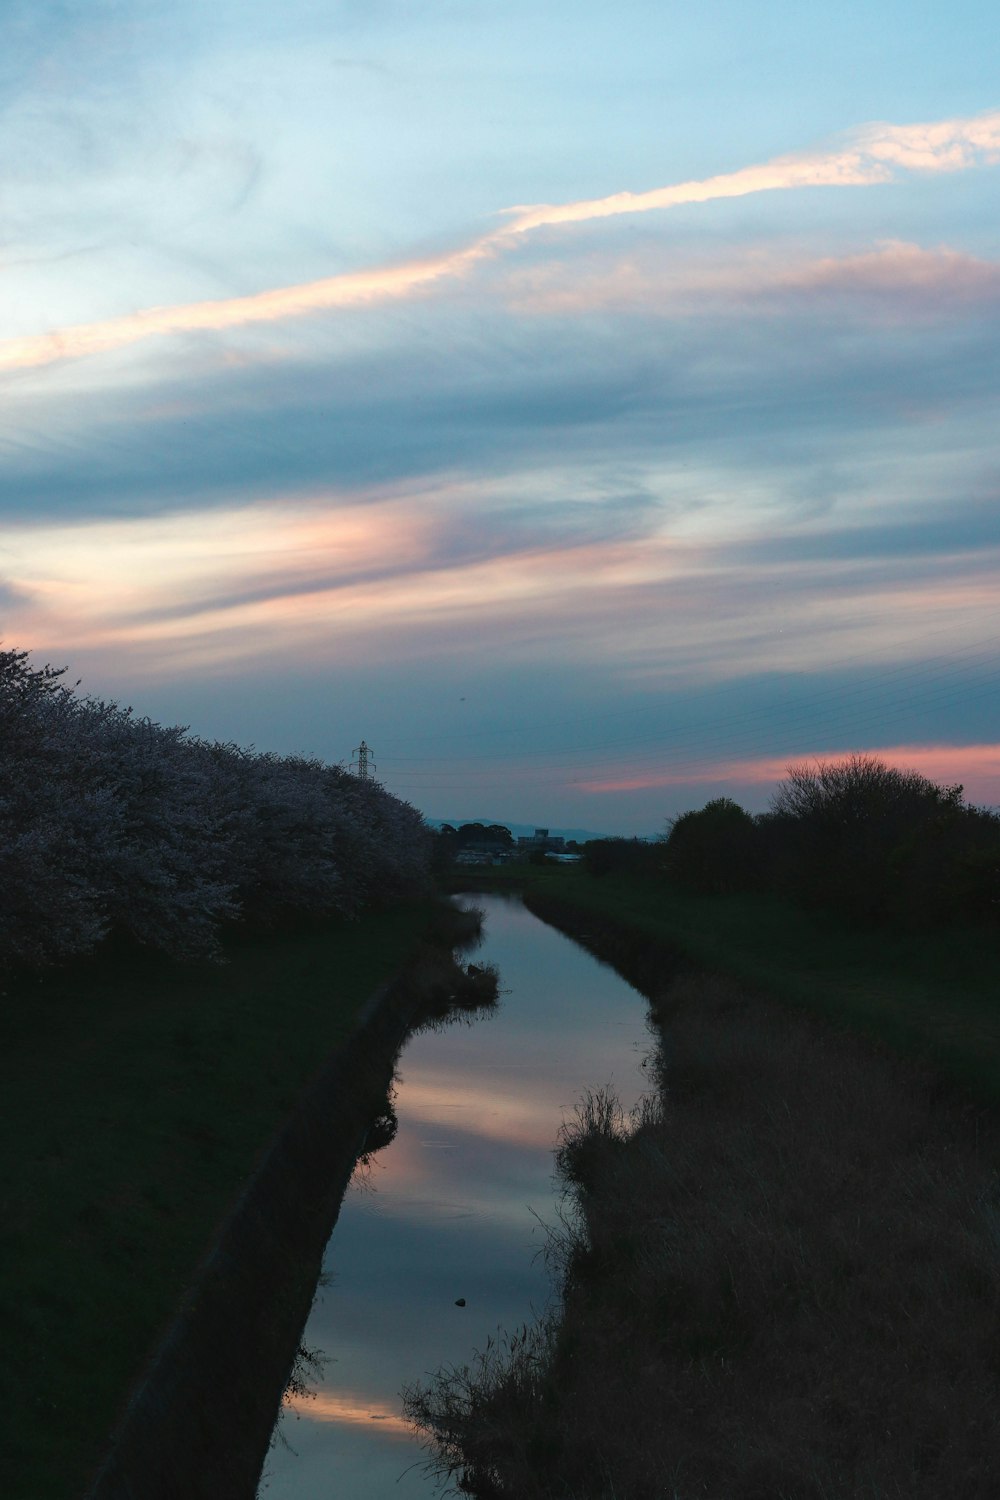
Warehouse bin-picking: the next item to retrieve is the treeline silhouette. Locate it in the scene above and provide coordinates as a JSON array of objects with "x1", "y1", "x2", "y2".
[
  {"x1": 586, "y1": 754, "x2": 1000, "y2": 927},
  {"x1": 0, "y1": 648, "x2": 430, "y2": 969}
]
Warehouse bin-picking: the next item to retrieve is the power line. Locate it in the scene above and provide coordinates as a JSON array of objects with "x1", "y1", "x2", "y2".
[
  {"x1": 379, "y1": 644, "x2": 1000, "y2": 772},
  {"x1": 379, "y1": 659, "x2": 1000, "y2": 789},
  {"x1": 373, "y1": 620, "x2": 1000, "y2": 757}
]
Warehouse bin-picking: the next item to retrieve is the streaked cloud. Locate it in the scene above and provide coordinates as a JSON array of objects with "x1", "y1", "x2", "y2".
[
  {"x1": 284, "y1": 1389, "x2": 412, "y2": 1438},
  {"x1": 0, "y1": 244, "x2": 489, "y2": 372},
  {"x1": 400, "y1": 1075, "x2": 565, "y2": 1151},
  {"x1": 4, "y1": 473, "x2": 995, "y2": 703},
  {"x1": 501, "y1": 109, "x2": 1000, "y2": 235},
  {"x1": 0, "y1": 483, "x2": 667, "y2": 669},
  {"x1": 504, "y1": 240, "x2": 1000, "y2": 320},
  {"x1": 3, "y1": 5, "x2": 998, "y2": 834},
  {"x1": 577, "y1": 743, "x2": 1000, "y2": 808},
  {"x1": 2, "y1": 107, "x2": 997, "y2": 374}
]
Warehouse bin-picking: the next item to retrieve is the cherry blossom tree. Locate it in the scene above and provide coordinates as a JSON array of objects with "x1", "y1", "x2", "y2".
[{"x1": 0, "y1": 648, "x2": 431, "y2": 969}]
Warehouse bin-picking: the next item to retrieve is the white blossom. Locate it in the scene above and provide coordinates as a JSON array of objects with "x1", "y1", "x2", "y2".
[{"x1": 0, "y1": 648, "x2": 431, "y2": 968}]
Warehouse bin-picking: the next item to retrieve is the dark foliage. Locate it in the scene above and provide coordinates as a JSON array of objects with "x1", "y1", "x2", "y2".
[
  {"x1": 663, "y1": 797, "x2": 759, "y2": 894},
  {"x1": 581, "y1": 837, "x2": 662, "y2": 878},
  {"x1": 658, "y1": 755, "x2": 1000, "y2": 930},
  {"x1": 768, "y1": 754, "x2": 1000, "y2": 926},
  {"x1": 431, "y1": 823, "x2": 515, "y2": 873}
]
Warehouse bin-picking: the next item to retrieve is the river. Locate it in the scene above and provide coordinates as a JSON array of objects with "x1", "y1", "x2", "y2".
[{"x1": 257, "y1": 891, "x2": 653, "y2": 1498}]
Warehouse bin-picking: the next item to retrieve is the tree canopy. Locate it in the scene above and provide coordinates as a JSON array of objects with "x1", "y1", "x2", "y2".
[{"x1": 0, "y1": 647, "x2": 431, "y2": 968}]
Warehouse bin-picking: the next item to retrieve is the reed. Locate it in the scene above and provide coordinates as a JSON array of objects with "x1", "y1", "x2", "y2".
[{"x1": 406, "y1": 966, "x2": 1000, "y2": 1498}]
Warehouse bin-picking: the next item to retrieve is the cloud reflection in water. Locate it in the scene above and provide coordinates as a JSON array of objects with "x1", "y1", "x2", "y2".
[{"x1": 262, "y1": 894, "x2": 652, "y2": 1499}]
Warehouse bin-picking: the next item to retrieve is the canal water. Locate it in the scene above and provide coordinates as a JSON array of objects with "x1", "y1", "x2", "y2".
[{"x1": 258, "y1": 892, "x2": 653, "y2": 1498}]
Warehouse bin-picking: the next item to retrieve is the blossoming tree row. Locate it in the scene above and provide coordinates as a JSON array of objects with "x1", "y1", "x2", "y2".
[{"x1": 0, "y1": 648, "x2": 430, "y2": 967}]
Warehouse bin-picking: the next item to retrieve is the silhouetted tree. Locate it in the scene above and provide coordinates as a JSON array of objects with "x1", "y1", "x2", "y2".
[
  {"x1": 768, "y1": 753, "x2": 1000, "y2": 926},
  {"x1": 663, "y1": 798, "x2": 759, "y2": 894}
]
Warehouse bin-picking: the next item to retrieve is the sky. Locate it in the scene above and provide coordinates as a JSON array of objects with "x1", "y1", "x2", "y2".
[{"x1": 2, "y1": 0, "x2": 999, "y2": 835}]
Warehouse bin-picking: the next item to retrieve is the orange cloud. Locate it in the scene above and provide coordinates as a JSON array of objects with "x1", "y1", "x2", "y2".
[
  {"x1": 6, "y1": 485, "x2": 998, "y2": 690},
  {"x1": 498, "y1": 108, "x2": 1000, "y2": 238},
  {"x1": 284, "y1": 1388, "x2": 413, "y2": 1439},
  {"x1": 578, "y1": 743, "x2": 1000, "y2": 803},
  {"x1": 1, "y1": 492, "x2": 667, "y2": 674},
  {"x1": 399, "y1": 1074, "x2": 566, "y2": 1151},
  {"x1": 0, "y1": 241, "x2": 495, "y2": 372},
  {"x1": 2, "y1": 108, "x2": 998, "y2": 373}
]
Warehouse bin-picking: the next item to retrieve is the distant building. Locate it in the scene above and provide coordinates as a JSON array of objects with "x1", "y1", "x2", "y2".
[
  {"x1": 454, "y1": 840, "x2": 516, "y2": 866},
  {"x1": 516, "y1": 827, "x2": 566, "y2": 855}
]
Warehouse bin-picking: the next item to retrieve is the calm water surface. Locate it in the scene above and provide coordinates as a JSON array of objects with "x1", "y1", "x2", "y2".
[{"x1": 258, "y1": 893, "x2": 652, "y2": 1498}]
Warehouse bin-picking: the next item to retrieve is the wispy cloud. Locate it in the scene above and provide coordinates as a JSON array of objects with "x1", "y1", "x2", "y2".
[
  {"x1": 500, "y1": 110, "x2": 1000, "y2": 234},
  {"x1": 5, "y1": 475, "x2": 996, "y2": 692},
  {"x1": 283, "y1": 1388, "x2": 412, "y2": 1437},
  {"x1": 0, "y1": 245, "x2": 490, "y2": 372},
  {"x1": 504, "y1": 240, "x2": 1000, "y2": 319},
  {"x1": 3, "y1": 108, "x2": 998, "y2": 373},
  {"x1": 577, "y1": 742, "x2": 1000, "y2": 806},
  {"x1": 790, "y1": 239, "x2": 1000, "y2": 301},
  {"x1": 0, "y1": 485, "x2": 667, "y2": 671},
  {"x1": 401, "y1": 1074, "x2": 563, "y2": 1151}
]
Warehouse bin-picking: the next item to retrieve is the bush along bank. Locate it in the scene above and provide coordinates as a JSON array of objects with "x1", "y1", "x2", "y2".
[
  {"x1": 86, "y1": 901, "x2": 498, "y2": 1500},
  {"x1": 405, "y1": 896, "x2": 1000, "y2": 1500},
  {"x1": 588, "y1": 753, "x2": 1000, "y2": 933}
]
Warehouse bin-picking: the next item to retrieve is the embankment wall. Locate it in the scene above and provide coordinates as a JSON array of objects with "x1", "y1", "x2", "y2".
[{"x1": 85, "y1": 952, "x2": 453, "y2": 1500}]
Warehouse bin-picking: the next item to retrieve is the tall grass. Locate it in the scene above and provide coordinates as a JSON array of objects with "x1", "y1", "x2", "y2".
[{"x1": 406, "y1": 970, "x2": 1000, "y2": 1498}]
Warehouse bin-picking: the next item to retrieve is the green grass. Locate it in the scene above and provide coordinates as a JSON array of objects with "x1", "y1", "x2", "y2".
[
  {"x1": 0, "y1": 901, "x2": 436, "y2": 1500},
  {"x1": 463, "y1": 864, "x2": 1000, "y2": 1102}
]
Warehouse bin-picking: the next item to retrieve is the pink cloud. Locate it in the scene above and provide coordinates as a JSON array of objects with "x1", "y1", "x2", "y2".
[
  {"x1": 578, "y1": 743, "x2": 1000, "y2": 806},
  {"x1": 400, "y1": 1074, "x2": 564, "y2": 1151},
  {"x1": 787, "y1": 239, "x2": 1000, "y2": 305},
  {"x1": 5, "y1": 485, "x2": 997, "y2": 694},
  {"x1": 504, "y1": 240, "x2": 1000, "y2": 318}
]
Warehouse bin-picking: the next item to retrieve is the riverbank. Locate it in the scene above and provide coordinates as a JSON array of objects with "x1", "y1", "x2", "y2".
[
  {"x1": 261, "y1": 889, "x2": 651, "y2": 1500},
  {"x1": 449, "y1": 864, "x2": 1000, "y2": 1104},
  {"x1": 2, "y1": 899, "x2": 458, "y2": 1500},
  {"x1": 409, "y1": 871, "x2": 1000, "y2": 1496}
]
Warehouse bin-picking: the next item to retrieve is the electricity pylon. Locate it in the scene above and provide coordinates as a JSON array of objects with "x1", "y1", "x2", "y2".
[{"x1": 351, "y1": 740, "x2": 375, "y2": 780}]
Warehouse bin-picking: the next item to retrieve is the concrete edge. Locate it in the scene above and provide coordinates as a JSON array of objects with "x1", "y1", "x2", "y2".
[{"x1": 82, "y1": 955, "x2": 435, "y2": 1500}]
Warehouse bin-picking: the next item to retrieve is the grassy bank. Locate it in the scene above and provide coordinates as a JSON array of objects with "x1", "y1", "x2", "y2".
[
  {"x1": 1, "y1": 901, "x2": 438, "y2": 1500},
  {"x1": 409, "y1": 873, "x2": 1000, "y2": 1497},
  {"x1": 454, "y1": 864, "x2": 1000, "y2": 1104}
]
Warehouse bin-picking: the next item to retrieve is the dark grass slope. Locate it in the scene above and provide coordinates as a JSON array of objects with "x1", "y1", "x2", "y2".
[
  {"x1": 1, "y1": 902, "x2": 437, "y2": 1500},
  {"x1": 86, "y1": 924, "x2": 496, "y2": 1500}
]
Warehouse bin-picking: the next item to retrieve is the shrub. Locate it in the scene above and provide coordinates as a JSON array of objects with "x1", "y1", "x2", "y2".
[
  {"x1": 662, "y1": 797, "x2": 759, "y2": 895},
  {"x1": 582, "y1": 838, "x2": 662, "y2": 879},
  {"x1": 768, "y1": 753, "x2": 1000, "y2": 926}
]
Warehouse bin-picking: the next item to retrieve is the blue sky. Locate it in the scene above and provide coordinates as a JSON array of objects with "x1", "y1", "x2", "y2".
[{"x1": 2, "y1": 0, "x2": 999, "y2": 833}]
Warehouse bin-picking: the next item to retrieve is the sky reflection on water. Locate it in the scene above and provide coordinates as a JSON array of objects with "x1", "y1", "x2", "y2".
[{"x1": 259, "y1": 893, "x2": 652, "y2": 1498}]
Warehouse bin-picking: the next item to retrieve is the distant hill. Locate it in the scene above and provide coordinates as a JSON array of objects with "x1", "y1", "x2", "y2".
[{"x1": 425, "y1": 818, "x2": 628, "y2": 845}]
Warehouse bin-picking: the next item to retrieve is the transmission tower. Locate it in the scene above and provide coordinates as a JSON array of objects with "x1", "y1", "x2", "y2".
[{"x1": 351, "y1": 740, "x2": 375, "y2": 780}]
